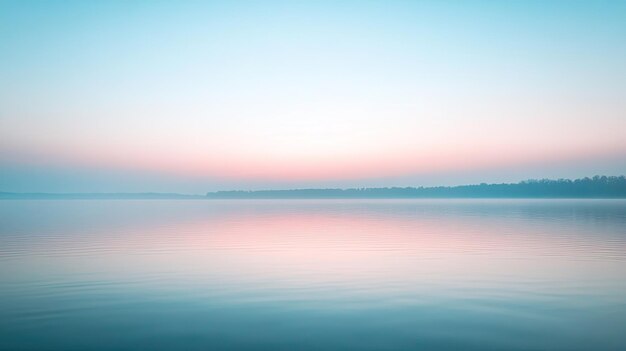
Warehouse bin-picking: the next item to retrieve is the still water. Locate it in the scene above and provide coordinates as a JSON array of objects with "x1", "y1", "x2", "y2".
[{"x1": 1, "y1": 199, "x2": 625, "y2": 350}]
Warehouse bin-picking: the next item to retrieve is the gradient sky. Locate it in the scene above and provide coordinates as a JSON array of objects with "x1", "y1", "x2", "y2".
[{"x1": 1, "y1": 0, "x2": 625, "y2": 193}]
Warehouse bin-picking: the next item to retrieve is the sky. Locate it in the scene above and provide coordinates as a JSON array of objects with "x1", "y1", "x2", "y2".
[{"x1": 1, "y1": 0, "x2": 625, "y2": 193}]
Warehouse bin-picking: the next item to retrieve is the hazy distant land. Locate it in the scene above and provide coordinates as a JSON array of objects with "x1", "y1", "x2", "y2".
[
  {"x1": 206, "y1": 176, "x2": 626, "y2": 199},
  {"x1": 2, "y1": 176, "x2": 625, "y2": 200},
  {"x1": 0, "y1": 192, "x2": 206, "y2": 200}
]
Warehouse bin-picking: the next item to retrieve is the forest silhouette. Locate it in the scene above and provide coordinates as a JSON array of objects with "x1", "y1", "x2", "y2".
[{"x1": 206, "y1": 176, "x2": 626, "y2": 199}]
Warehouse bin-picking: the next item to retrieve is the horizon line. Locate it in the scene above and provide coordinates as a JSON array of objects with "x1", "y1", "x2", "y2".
[{"x1": 1, "y1": 175, "x2": 625, "y2": 199}]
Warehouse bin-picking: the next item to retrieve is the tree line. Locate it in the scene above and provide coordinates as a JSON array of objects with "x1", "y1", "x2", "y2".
[{"x1": 205, "y1": 176, "x2": 626, "y2": 199}]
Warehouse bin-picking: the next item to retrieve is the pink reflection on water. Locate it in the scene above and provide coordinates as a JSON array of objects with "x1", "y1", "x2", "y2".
[{"x1": 24, "y1": 206, "x2": 617, "y2": 302}]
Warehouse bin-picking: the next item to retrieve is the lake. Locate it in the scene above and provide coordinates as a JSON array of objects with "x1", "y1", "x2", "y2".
[{"x1": 1, "y1": 199, "x2": 625, "y2": 350}]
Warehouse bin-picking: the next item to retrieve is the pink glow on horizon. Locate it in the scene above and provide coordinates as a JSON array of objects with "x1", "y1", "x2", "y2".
[{"x1": 3, "y1": 140, "x2": 624, "y2": 183}]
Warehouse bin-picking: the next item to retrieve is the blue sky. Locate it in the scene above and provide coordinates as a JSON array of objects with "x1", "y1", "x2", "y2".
[{"x1": 1, "y1": 0, "x2": 625, "y2": 192}]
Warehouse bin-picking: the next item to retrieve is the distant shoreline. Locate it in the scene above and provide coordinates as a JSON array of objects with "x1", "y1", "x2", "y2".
[
  {"x1": 2, "y1": 176, "x2": 625, "y2": 200},
  {"x1": 2, "y1": 195, "x2": 626, "y2": 200},
  {"x1": 0, "y1": 192, "x2": 206, "y2": 200}
]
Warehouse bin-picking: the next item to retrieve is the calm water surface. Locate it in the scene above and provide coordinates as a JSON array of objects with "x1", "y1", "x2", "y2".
[{"x1": 1, "y1": 199, "x2": 625, "y2": 350}]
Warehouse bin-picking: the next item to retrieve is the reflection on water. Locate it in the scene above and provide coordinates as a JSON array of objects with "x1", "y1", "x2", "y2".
[{"x1": 1, "y1": 200, "x2": 626, "y2": 350}]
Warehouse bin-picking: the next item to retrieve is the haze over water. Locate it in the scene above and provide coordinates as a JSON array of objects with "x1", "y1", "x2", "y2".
[
  {"x1": 1, "y1": 199, "x2": 625, "y2": 350},
  {"x1": 2, "y1": 1, "x2": 626, "y2": 349}
]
